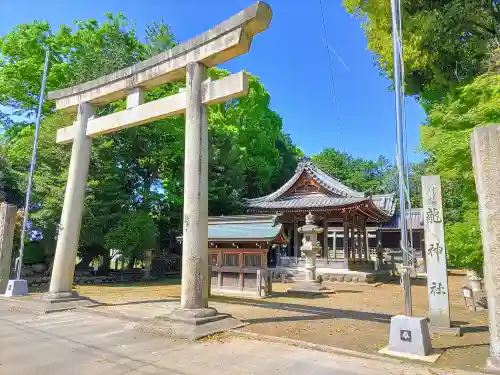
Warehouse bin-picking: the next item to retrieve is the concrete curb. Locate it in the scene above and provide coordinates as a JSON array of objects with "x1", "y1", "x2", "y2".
[
  {"x1": 325, "y1": 281, "x2": 384, "y2": 288},
  {"x1": 0, "y1": 296, "x2": 98, "y2": 314},
  {"x1": 229, "y1": 329, "x2": 405, "y2": 364},
  {"x1": 228, "y1": 330, "x2": 489, "y2": 374}
]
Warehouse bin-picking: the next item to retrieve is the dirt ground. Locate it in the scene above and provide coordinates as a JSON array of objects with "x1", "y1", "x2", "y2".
[{"x1": 30, "y1": 272, "x2": 490, "y2": 372}]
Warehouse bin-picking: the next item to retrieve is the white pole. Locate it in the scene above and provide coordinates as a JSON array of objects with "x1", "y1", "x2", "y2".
[{"x1": 16, "y1": 47, "x2": 50, "y2": 280}]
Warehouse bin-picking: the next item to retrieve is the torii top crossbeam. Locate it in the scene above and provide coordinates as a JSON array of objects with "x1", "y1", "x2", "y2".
[{"x1": 48, "y1": 1, "x2": 272, "y2": 110}]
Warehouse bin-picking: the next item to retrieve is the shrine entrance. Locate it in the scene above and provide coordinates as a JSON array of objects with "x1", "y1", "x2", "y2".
[{"x1": 43, "y1": 2, "x2": 272, "y2": 325}]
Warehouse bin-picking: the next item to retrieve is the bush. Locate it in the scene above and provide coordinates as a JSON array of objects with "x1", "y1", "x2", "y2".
[
  {"x1": 445, "y1": 205, "x2": 483, "y2": 275},
  {"x1": 23, "y1": 241, "x2": 46, "y2": 265}
]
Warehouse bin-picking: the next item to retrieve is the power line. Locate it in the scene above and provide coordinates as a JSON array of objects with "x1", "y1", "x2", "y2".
[{"x1": 318, "y1": 0, "x2": 346, "y2": 153}]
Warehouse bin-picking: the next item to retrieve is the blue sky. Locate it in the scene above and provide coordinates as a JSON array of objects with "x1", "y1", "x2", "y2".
[{"x1": 0, "y1": 0, "x2": 426, "y2": 163}]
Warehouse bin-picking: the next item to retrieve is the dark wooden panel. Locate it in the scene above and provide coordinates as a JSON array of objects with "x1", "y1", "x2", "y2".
[
  {"x1": 244, "y1": 254, "x2": 262, "y2": 267},
  {"x1": 222, "y1": 272, "x2": 239, "y2": 287},
  {"x1": 211, "y1": 270, "x2": 218, "y2": 285},
  {"x1": 223, "y1": 254, "x2": 239, "y2": 267},
  {"x1": 243, "y1": 273, "x2": 257, "y2": 289}
]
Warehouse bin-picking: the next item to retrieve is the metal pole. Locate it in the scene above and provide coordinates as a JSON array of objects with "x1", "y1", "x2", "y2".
[
  {"x1": 397, "y1": 0, "x2": 415, "y2": 255},
  {"x1": 16, "y1": 47, "x2": 50, "y2": 280},
  {"x1": 390, "y1": 0, "x2": 412, "y2": 316}
]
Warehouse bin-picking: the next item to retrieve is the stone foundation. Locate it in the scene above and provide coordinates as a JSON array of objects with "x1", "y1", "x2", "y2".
[
  {"x1": 323, "y1": 271, "x2": 377, "y2": 284},
  {"x1": 25, "y1": 273, "x2": 153, "y2": 287},
  {"x1": 273, "y1": 268, "x2": 386, "y2": 284}
]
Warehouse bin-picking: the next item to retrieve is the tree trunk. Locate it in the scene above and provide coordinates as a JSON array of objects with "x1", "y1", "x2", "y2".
[
  {"x1": 127, "y1": 256, "x2": 136, "y2": 269},
  {"x1": 76, "y1": 251, "x2": 95, "y2": 269},
  {"x1": 100, "y1": 252, "x2": 111, "y2": 273}
]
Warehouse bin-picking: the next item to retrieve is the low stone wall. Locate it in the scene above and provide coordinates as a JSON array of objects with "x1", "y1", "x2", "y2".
[
  {"x1": 321, "y1": 272, "x2": 377, "y2": 284},
  {"x1": 26, "y1": 274, "x2": 123, "y2": 287}
]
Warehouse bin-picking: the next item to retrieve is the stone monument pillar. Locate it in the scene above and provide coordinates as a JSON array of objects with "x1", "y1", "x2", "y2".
[
  {"x1": 287, "y1": 213, "x2": 326, "y2": 295},
  {"x1": 471, "y1": 124, "x2": 500, "y2": 371},
  {"x1": 421, "y1": 175, "x2": 459, "y2": 335},
  {"x1": 0, "y1": 203, "x2": 17, "y2": 294}
]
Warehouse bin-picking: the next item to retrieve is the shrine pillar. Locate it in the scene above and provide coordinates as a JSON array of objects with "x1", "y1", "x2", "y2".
[
  {"x1": 375, "y1": 229, "x2": 384, "y2": 271},
  {"x1": 362, "y1": 220, "x2": 368, "y2": 263},
  {"x1": 343, "y1": 213, "x2": 349, "y2": 268},
  {"x1": 293, "y1": 215, "x2": 299, "y2": 257},
  {"x1": 323, "y1": 215, "x2": 328, "y2": 260},
  {"x1": 332, "y1": 231, "x2": 337, "y2": 259},
  {"x1": 351, "y1": 214, "x2": 356, "y2": 263}
]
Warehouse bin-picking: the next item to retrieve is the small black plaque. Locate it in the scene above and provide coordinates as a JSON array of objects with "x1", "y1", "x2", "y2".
[{"x1": 400, "y1": 329, "x2": 412, "y2": 342}]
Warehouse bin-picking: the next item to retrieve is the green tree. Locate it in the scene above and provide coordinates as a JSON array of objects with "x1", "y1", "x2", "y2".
[
  {"x1": 311, "y1": 148, "x2": 393, "y2": 194},
  {"x1": 343, "y1": 0, "x2": 499, "y2": 101},
  {"x1": 421, "y1": 74, "x2": 500, "y2": 268},
  {"x1": 105, "y1": 211, "x2": 158, "y2": 267},
  {"x1": 344, "y1": 0, "x2": 500, "y2": 273},
  {"x1": 311, "y1": 148, "x2": 423, "y2": 205},
  {"x1": 0, "y1": 13, "x2": 302, "y2": 272}
]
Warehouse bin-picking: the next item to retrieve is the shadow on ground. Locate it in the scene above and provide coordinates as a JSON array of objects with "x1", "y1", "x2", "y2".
[{"x1": 210, "y1": 295, "x2": 392, "y2": 324}]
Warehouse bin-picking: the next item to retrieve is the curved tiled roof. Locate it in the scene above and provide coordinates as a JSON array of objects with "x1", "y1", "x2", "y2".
[
  {"x1": 244, "y1": 158, "x2": 396, "y2": 217},
  {"x1": 370, "y1": 194, "x2": 397, "y2": 216},
  {"x1": 246, "y1": 195, "x2": 368, "y2": 210},
  {"x1": 246, "y1": 158, "x2": 364, "y2": 204},
  {"x1": 177, "y1": 214, "x2": 286, "y2": 242},
  {"x1": 382, "y1": 208, "x2": 424, "y2": 230}
]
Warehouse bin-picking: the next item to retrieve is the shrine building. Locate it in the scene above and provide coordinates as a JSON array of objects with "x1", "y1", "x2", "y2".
[{"x1": 243, "y1": 158, "x2": 425, "y2": 273}]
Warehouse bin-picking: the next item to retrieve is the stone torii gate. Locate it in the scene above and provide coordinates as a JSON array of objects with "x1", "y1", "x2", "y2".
[{"x1": 44, "y1": 2, "x2": 272, "y2": 323}]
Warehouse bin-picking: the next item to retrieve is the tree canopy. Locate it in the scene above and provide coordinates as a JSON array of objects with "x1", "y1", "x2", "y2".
[
  {"x1": 312, "y1": 148, "x2": 423, "y2": 206},
  {"x1": 0, "y1": 14, "x2": 302, "y2": 268},
  {"x1": 344, "y1": 0, "x2": 500, "y2": 272},
  {"x1": 343, "y1": 0, "x2": 499, "y2": 102}
]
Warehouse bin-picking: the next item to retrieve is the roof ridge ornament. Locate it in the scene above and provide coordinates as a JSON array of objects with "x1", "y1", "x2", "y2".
[{"x1": 295, "y1": 156, "x2": 311, "y2": 172}]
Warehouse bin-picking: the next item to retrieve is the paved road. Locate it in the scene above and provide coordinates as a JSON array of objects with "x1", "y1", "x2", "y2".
[{"x1": 0, "y1": 305, "x2": 481, "y2": 375}]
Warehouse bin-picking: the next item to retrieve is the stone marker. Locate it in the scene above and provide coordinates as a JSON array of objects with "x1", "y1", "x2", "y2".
[
  {"x1": 0, "y1": 203, "x2": 17, "y2": 294},
  {"x1": 41, "y1": 1, "x2": 272, "y2": 332},
  {"x1": 470, "y1": 124, "x2": 500, "y2": 371},
  {"x1": 421, "y1": 175, "x2": 459, "y2": 335}
]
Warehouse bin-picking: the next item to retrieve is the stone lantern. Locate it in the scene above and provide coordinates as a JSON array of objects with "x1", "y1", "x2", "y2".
[{"x1": 288, "y1": 212, "x2": 327, "y2": 294}]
